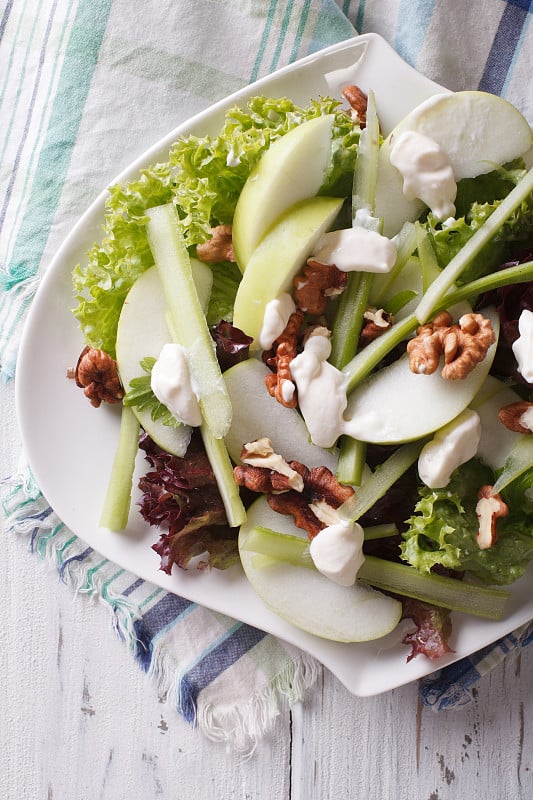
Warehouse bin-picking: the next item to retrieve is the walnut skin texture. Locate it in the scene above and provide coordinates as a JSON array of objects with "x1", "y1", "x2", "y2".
[
  {"x1": 196, "y1": 224, "x2": 236, "y2": 263},
  {"x1": 407, "y1": 312, "x2": 495, "y2": 380},
  {"x1": 72, "y1": 346, "x2": 124, "y2": 408}
]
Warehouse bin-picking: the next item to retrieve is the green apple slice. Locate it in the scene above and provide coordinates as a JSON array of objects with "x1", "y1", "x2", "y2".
[
  {"x1": 224, "y1": 358, "x2": 339, "y2": 471},
  {"x1": 473, "y1": 376, "x2": 523, "y2": 470},
  {"x1": 232, "y1": 114, "x2": 335, "y2": 270},
  {"x1": 232, "y1": 195, "x2": 343, "y2": 347},
  {"x1": 374, "y1": 91, "x2": 533, "y2": 236},
  {"x1": 343, "y1": 307, "x2": 499, "y2": 445},
  {"x1": 239, "y1": 496, "x2": 402, "y2": 642}
]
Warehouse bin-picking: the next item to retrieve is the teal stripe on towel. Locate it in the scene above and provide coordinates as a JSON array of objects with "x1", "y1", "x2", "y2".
[{"x1": 394, "y1": 0, "x2": 437, "y2": 66}]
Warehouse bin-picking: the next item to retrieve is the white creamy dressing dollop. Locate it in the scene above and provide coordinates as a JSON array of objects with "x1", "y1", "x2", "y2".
[
  {"x1": 258, "y1": 292, "x2": 296, "y2": 351},
  {"x1": 389, "y1": 130, "x2": 457, "y2": 221},
  {"x1": 312, "y1": 226, "x2": 397, "y2": 273},
  {"x1": 150, "y1": 342, "x2": 202, "y2": 427},
  {"x1": 289, "y1": 328, "x2": 349, "y2": 449},
  {"x1": 512, "y1": 309, "x2": 533, "y2": 384},
  {"x1": 309, "y1": 519, "x2": 365, "y2": 586},
  {"x1": 418, "y1": 408, "x2": 481, "y2": 489}
]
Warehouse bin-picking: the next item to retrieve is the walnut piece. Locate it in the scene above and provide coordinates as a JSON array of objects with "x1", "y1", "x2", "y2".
[
  {"x1": 498, "y1": 401, "x2": 533, "y2": 434},
  {"x1": 264, "y1": 308, "x2": 304, "y2": 408},
  {"x1": 359, "y1": 307, "x2": 393, "y2": 347},
  {"x1": 72, "y1": 346, "x2": 124, "y2": 407},
  {"x1": 240, "y1": 438, "x2": 304, "y2": 491},
  {"x1": 293, "y1": 259, "x2": 347, "y2": 315},
  {"x1": 475, "y1": 485, "x2": 508, "y2": 550},
  {"x1": 342, "y1": 85, "x2": 368, "y2": 127},
  {"x1": 196, "y1": 224, "x2": 236, "y2": 263},
  {"x1": 407, "y1": 311, "x2": 495, "y2": 380},
  {"x1": 235, "y1": 455, "x2": 355, "y2": 539}
]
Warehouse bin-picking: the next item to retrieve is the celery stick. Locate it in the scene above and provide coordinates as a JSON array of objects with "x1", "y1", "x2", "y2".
[
  {"x1": 240, "y1": 526, "x2": 509, "y2": 619},
  {"x1": 342, "y1": 313, "x2": 419, "y2": 393},
  {"x1": 437, "y1": 259, "x2": 533, "y2": 310},
  {"x1": 352, "y1": 90, "x2": 380, "y2": 220},
  {"x1": 491, "y1": 436, "x2": 533, "y2": 495},
  {"x1": 338, "y1": 440, "x2": 424, "y2": 522},
  {"x1": 371, "y1": 222, "x2": 418, "y2": 306},
  {"x1": 145, "y1": 204, "x2": 232, "y2": 439},
  {"x1": 200, "y1": 426, "x2": 246, "y2": 528},
  {"x1": 359, "y1": 556, "x2": 509, "y2": 620},
  {"x1": 336, "y1": 436, "x2": 366, "y2": 486},
  {"x1": 330, "y1": 272, "x2": 373, "y2": 369},
  {"x1": 100, "y1": 406, "x2": 140, "y2": 531},
  {"x1": 364, "y1": 523, "x2": 399, "y2": 540},
  {"x1": 416, "y1": 223, "x2": 441, "y2": 292},
  {"x1": 415, "y1": 165, "x2": 533, "y2": 324}
]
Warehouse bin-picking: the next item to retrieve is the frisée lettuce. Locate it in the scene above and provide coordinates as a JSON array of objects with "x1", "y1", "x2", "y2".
[{"x1": 72, "y1": 96, "x2": 360, "y2": 358}]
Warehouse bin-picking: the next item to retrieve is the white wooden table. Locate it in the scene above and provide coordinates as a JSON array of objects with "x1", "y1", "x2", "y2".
[{"x1": 2, "y1": 381, "x2": 533, "y2": 800}]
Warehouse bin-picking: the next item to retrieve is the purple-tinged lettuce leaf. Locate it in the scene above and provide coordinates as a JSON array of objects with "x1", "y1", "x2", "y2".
[
  {"x1": 137, "y1": 432, "x2": 239, "y2": 573},
  {"x1": 210, "y1": 321, "x2": 253, "y2": 371}
]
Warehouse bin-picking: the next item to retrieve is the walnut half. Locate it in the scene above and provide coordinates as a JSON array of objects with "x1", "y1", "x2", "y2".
[
  {"x1": 70, "y1": 346, "x2": 124, "y2": 408},
  {"x1": 407, "y1": 311, "x2": 495, "y2": 380},
  {"x1": 475, "y1": 486, "x2": 508, "y2": 550}
]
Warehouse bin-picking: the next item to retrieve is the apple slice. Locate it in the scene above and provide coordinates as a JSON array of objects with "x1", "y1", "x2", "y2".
[
  {"x1": 473, "y1": 376, "x2": 523, "y2": 470},
  {"x1": 239, "y1": 496, "x2": 402, "y2": 642},
  {"x1": 115, "y1": 261, "x2": 211, "y2": 457},
  {"x1": 232, "y1": 114, "x2": 335, "y2": 270},
  {"x1": 343, "y1": 308, "x2": 499, "y2": 445},
  {"x1": 224, "y1": 357, "x2": 338, "y2": 471},
  {"x1": 374, "y1": 91, "x2": 533, "y2": 236},
  {"x1": 232, "y1": 195, "x2": 343, "y2": 346}
]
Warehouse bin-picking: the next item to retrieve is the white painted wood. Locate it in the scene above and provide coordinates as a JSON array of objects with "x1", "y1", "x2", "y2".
[{"x1": 3, "y1": 381, "x2": 533, "y2": 800}]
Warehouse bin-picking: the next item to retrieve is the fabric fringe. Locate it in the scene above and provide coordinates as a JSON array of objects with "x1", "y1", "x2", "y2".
[{"x1": 147, "y1": 637, "x2": 321, "y2": 756}]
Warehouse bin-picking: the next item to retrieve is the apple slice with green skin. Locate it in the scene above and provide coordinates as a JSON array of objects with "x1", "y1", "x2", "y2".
[
  {"x1": 232, "y1": 114, "x2": 335, "y2": 271},
  {"x1": 343, "y1": 307, "x2": 499, "y2": 445},
  {"x1": 239, "y1": 496, "x2": 402, "y2": 643},
  {"x1": 115, "y1": 260, "x2": 212, "y2": 457},
  {"x1": 224, "y1": 357, "x2": 339, "y2": 471},
  {"x1": 232, "y1": 195, "x2": 343, "y2": 347},
  {"x1": 472, "y1": 376, "x2": 523, "y2": 470},
  {"x1": 374, "y1": 91, "x2": 533, "y2": 236}
]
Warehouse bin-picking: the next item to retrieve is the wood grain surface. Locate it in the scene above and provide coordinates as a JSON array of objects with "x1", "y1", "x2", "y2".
[{"x1": 3, "y1": 384, "x2": 533, "y2": 800}]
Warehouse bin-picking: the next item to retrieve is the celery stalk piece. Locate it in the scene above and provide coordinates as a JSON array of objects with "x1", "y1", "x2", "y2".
[
  {"x1": 370, "y1": 222, "x2": 418, "y2": 305},
  {"x1": 491, "y1": 436, "x2": 533, "y2": 495},
  {"x1": 338, "y1": 440, "x2": 425, "y2": 522},
  {"x1": 352, "y1": 89, "x2": 380, "y2": 223},
  {"x1": 364, "y1": 523, "x2": 399, "y2": 540},
  {"x1": 416, "y1": 223, "x2": 441, "y2": 292},
  {"x1": 437, "y1": 259, "x2": 533, "y2": 310},
  {"x1": 200, "y1": 426, "x2": 246, "y2": 528},
  {"x1": 358, "y1": 556, "x2": 509, "y2": 620},
  {"x1": 330, "y1": 272, "x2": 373, "y2": 369},
  {"x1": 100, "y1": 406, "x2": 140, "y2": 531},
  {"x1": 415, "y1": 165, "x2": 533, "y2": 324},
  {"x1": 240, "y1": 525, "x2": 509, "y2": 619},
  {"x1": 145, "y1": 203, "x2": 232, "y2": 439},
  {"x1": 336, "y1": 436, "x2": 366, "y2": 486}
]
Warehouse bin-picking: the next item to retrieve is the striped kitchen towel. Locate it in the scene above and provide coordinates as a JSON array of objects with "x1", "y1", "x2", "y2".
[{"x1": 2, "y1": 0, "x2": 533, "y2": 750}]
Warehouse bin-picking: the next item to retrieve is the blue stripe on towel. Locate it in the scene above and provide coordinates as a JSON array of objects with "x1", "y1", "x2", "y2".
[
  {"x1": 478, "y1": 1, "x2": 532, "y2": 95},
  {"x1": 178, "y1": 624, "x2": 267, "y2": 723},
  {"x1": 134, "y1": 593, "x2": 195, "y2": 670}
]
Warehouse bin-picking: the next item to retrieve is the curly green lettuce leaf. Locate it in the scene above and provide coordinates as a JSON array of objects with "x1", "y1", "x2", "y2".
[
  {"x1": 426, "y1": 162, "x2": 533, "y2": 285},
  {"x1": 205, "y1": 261, "x2": 242, "y2": 325},
  {"x1": 401, "y1": 460, "x2": 533, "y2": 585},
  {"x1": 72, "y1": 95, "x2": 359, "y2": 357}
]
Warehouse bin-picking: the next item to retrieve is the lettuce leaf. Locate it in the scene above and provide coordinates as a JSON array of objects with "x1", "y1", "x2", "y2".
[
  {"x1": 426, "y1": 162, "x2": 533, "y2": 286},
  {"x1": 401, "y1": 460, "x2": 533, "y2": 585},
  {"x1": 73, "y1": 96, "x2": 359, "y2": 357}
]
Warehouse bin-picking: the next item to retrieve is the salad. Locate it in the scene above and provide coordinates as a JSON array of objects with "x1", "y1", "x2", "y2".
[{"x1": 69, "y1": 81, "x2": 533, "y2": 661}]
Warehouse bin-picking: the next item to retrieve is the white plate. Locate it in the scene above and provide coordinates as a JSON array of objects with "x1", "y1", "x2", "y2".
[{"x1": 16, "y1": 34, "x2": 533, "y2": 697}]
